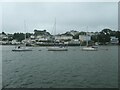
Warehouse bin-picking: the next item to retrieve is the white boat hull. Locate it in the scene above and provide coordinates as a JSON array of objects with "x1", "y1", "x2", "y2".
[
  {"x1": 92, "y1": 46, "x2": 98, "y2": 48},
  {"x1": 12, "y1": 47, "x2": 32, "y2": 51},
  {"x1": 47, "y1": 47, "x2": 68, "y2": 51},
  {"x1": 82, "y1": 47, "x2": 97, "y2": 51}
]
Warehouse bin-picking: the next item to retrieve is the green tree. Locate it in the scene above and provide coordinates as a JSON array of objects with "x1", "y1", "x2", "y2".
[
  {"x1": 97, "y1": 29, "x2": 111, "y2": 44},
  {"x1": 91, "y1": 35, "x2": 98, "y2": 42},
  {"x1": 8, "y1": 34, "x2": 13, "y2": 41},
  {"x1": 34, "y1": 29, "x2": 51, "y2": 36},
  {"x1": 79, "y1": 31, "x2": 86, "y2": 35},
  {"x1": 2, "y1": 32, "x2": 6, "y2": 35},
  {"x1": 26, "y1": 33, "x2": 33, "y2": 38},
  {"x1": 73, "y1": 33, "x2": 79, "y2": 39},
  {"x1": 13, "y1": 33, "x2": 25, "y2": 42}
]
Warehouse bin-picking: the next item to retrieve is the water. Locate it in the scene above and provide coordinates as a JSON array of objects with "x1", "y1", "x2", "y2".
[{"x1": 2, "y1": 45, "x2": 118, "y2": 88}]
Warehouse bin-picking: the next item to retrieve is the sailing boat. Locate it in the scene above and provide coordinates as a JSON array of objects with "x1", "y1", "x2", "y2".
[
  {"x1": 12, "y1": 45, "x2": 32, "y2": 51},
  {"x1": 82, "y1": 28, "x2": 97, "y2": 51},
  {"x1": 47, "y1": 19, "x2": 68, "y2": 51},
  {"x1": 12, "y1": 21, "x2": 32, "y2": 51}
]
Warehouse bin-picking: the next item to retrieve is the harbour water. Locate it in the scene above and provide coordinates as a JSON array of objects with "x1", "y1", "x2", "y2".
[{"x1": 2, "y1": 45, "x2": 118, "y2": 88}]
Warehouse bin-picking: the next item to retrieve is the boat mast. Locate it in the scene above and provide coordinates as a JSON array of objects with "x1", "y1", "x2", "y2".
[
  {"x1": 86, "y1": 26, "x2": 88, "y2": 46},
  {"x1": 54, "y1": 18, "x2": 56, "y2": 37},
  {"x1": 24, "y1": 20, "x2": 26, "y2": 46},
  {"x1": 53, "y1": 18, "x2": 56, "y2": 45}
]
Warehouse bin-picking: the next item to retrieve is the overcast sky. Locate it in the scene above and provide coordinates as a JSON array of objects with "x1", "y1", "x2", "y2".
[{"x1": 2, "y1": 2, "x2": 118, "y2": 34}]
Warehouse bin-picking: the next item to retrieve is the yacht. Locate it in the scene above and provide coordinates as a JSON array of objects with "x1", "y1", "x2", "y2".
[
  {"x1": 12, "y1": 21, "x2": 32, "y2": 52},
  {"x1": 47, "y1": 46, "x2": 68, "y2": 51},
  {"x1": 82, "y1": 27, "x2": 98, "y2": 51},
  {"x1": 82, "y1": 46, "x2": 97, "y2": 51},
  {"x1": 12, "y1": 46, "x2": 32, "y2": 51},
  {"x1": 47, "y1": 18, "x2": 68, "y2": 51}
]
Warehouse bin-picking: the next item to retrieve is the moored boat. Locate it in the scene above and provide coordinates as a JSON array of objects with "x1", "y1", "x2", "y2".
[
  {"x1": 92, "y1": 45, "x2": 98, "y2": 48},
  {"x1": 47, "y1": 18, "x2": 68, "y2": 51},
  {"x1": 47, "y1": 46, "x2": 68, "y2": 51},
  {"x1": 12, "y1": 21, "x2": 33, "y2": 52},
  {"x1": 81, "y1": 27, "x2": 98, "y2": 51},
  {"x1": 12, "y1": 46, "x2": 32, "y2": 51},
  {"x1": 82, "y1": 46, "x2": 97, "y2": 51}
]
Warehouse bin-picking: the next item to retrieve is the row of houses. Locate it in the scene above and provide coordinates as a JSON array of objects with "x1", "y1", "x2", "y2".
[
  {"x1": 25, "y1": 35, "x2": 80, "y2": 45},
  {"x1": 0, "y1": 32, "x2": 119, "y2": 45}
]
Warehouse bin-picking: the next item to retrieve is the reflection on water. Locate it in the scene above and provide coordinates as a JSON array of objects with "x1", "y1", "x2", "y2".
[{"x1": 2, "y1": 45, "x2": 118, "y2": 88}]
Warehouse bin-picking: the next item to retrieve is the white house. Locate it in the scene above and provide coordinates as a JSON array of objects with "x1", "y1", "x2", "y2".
[
  {"x1": 35, "y1": 35, "x2": 51, "y2": 41},
  {"x1": 11, "y1": 39, "x2": 21, "y2": 45},
  {"x1": 0, "y1": 41, "x2": 8, "y2": 44},
  {"x1": 55, "y1": 35, "x2": 73, "y2": 41},
  {"x1": 38, "y1": 38, "x2": 48, "y2": 41},
  {"x1": 110, "y1": 36, "x2": 119, "y2": 44},
  {"x1": 0, "y1": 34, "x2": 8, "y2": 40},
  {"x1": 79, "y1": 35, "x2": 91, "y2": 41},
  {"x1": 30, "y1": 35, "x2": 35, "y2": 39},
  {"x1": 22, "y1": 38, "x2": 34, "y2": 44},
  {"x1": 69, "y1": 39, "x2": 80, "y2": 44}
]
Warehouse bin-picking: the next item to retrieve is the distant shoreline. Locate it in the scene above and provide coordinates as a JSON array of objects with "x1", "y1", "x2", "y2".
[{"x1": 0, "y1": 44, "x2": 119, "y2": 47}]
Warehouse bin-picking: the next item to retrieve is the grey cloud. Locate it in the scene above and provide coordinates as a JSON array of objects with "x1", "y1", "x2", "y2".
[{"x1": 2, "y1": 2, "x2": 118, "y2": 34}]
